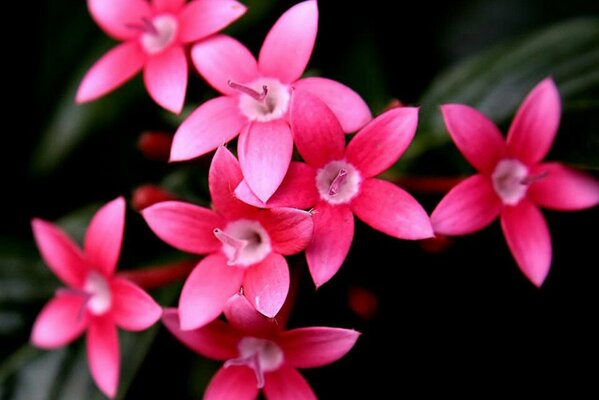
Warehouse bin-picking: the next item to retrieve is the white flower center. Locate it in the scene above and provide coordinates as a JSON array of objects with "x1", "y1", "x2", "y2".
[
  {"x1": 84, "y1": 271, "x2": 112, "y2": 316},
  {"x1": 225, "y1": 337, "x2": 284, "y2": 388},
  {"x1": 316, "y1": 160, "x2": 362, "y2": 205},
  {"x1": 214, "y1": 219, "x2": 272, "y2": 268},
  {"x1": 234, "y1": 78, "x2": 290, "y2": 122},
  {"x1": 492, "y1": 159, "x2": 529, "y2": 205},
  {"x1": 139, "y1": 15, "x2": 178, "y2": 55}
]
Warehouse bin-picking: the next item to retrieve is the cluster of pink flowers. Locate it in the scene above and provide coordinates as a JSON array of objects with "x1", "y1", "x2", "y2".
[{"x1": 31, "y1": 0, "x2": 599, "y2": 398}]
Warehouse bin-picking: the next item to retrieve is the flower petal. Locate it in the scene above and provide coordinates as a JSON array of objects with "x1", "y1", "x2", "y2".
[
  {"x1": 351, "y1": 179, "x2": 433, "y2": 239},
  {"x1": 501, "y1": 201, "x2": 552, "y2": 287},
  {"x1": 192, "y1": 35, "x2": 259, "y2": 96},
  {"x1": 528, "y1": 162, "x2": 599, "y2": 211},
  {"x1": 152, "y1": 0, "x2": 185, "y2": 13},
  {"x1": 31, "y1": 293, "x2": 88, "y2": 349},
  {"x1": 279, "y1": 327, "x2": 360, "y2": 368},
  {"x1": 235, "y1": 162, "x2": 318, "y2": 209},
  {"x1": 224, "y1": 294, "x2": 278, "y2": 336},
  {"x1": 162, "y1": 308, "x2": 241, "y2": 360},
  {"x1": 84, "y1": 197, "x2": 125, "y2": 277},
  {"x1": 31, "y1": 219, "x2": 87, "y2": 287},
  {"x1": 110, "y1": 277, "x2": 161, "y2": 331},
  {"x1": 144, "y1": 46, "x2": 187, "y2": 113},
  {"x1": 238, "y1": 121, "x2": 293, "y2": 203},
  {"x1": 179, "y1": 254, "x2": 244, "y2": 330},
  {"x1": 170, "y1": 97, "x2": 247, "y2": 161},
  {"x1": 294, "y1": 77, "x2": 371, "y2": 133},
  {"x1": 260, "y1": 208, "x2": 314, "y2": 255},
  {"x1": 76, "y1": 42, "x2": 145, "y2": 103},
  {"x1": 258, "y1": 0, "x2": 318, "y2": 83},
  {"x1": 243, "y1": 253, "x2": 289, "y2": 318},
  {"x1": 431, "y1": 175, "x2": 502, "y2": 236},
  {"x1": 507, "y1": 78, "x2": 561, "y2": 164},
  {"x1": 263, "y1": 365, "x2": 316, "y2": 400},
  {"x1": 346, "y1": 107, "x2": 419, "y2": 178},
  {"x1": 440, "y1": 104, "x2": 507, "y2": 173},
  {"x1": 205, "y1": 366, "x2": 259, "y2": 400},
  {"x1": 88, "y1": 0, "x2": 151, "y2": 40},
  {"x1": 178, "y1": 0, "x2": 247, "y2": 43},
  {"x1": 290, "y1": 90, "x2": 345, "y2": 168},
  {"x1": 87, "y1": 316, "x2": 120, "y2": 399},
  {"x1": 142, "y1": 201, "x2": 224, "y2": 254},
  {"x1": 306, "y1": 203, "x2": 354, "y2": 288}
]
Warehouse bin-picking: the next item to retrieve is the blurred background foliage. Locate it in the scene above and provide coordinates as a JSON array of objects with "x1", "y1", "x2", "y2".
[{"x1": 1, "y1": 0, "x2": 598, "y2": 398}]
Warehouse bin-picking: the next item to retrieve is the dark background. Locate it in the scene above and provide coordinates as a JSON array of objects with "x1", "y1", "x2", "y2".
[{"x1": 2, "y1": 0, "x2": 598, "y2": 398}]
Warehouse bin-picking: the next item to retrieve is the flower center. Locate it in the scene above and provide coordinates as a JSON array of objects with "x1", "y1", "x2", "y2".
[
  {"x1": 233, "y1": 78, "x2": 290, "y2": 122},
  {"x1": 316, "y1": 160, "x2": 362, "y2": 205},
  {"x1": 130, "y1": 15, "x2": 178, "y2": 55},
  {"x1": 213, "y1": 219, "x2": 272, "y2": 267},
  {"x1": 83, "y1": 271, "x2": 112, "y2": 316},
  {"x1": 224, "y1": 337, "x2": 284, "y2": 388},
  {"x1": 492, "y1": 159, "x2": 548, "y2": 205}
]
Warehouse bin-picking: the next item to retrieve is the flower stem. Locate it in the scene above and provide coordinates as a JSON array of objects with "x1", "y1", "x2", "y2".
[{"x1": 118, "y1": 259, "x2": 198, "y2": 290}]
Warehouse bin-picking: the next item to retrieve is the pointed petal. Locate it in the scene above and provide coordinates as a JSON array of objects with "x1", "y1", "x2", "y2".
[
  {"x1": 258, "y1": 0, "x2": 318, "y2": 83},
  {"x1": 224, "y1": 294, "x2": 278, "y2": 336},
  {"x1": 431, "y1": 175, "x2": 502, "y2": 236},
  {"x1": 352, "y1": 179, "x2": 433, "y2": 239},
  {"x1": 346, "y1": 107, "x2": 418, "y2": 177},
  {"x1": 179, "y1": 254, "x2": 244, "y2": 330},
  {"x1": 263, "y1": 365, "x2": 316, "y2": 400},
  {"x1": 144, "y1": 46, "x2": 187, "y2": 113},
  {"x1": 178, "y1": 0, "x2": 247, "y2": 43},
  {"x1": 31, "y1": 219, "x2": 87, "y2": 287},
  {"x1": 88, "y1": 0, "x2": 151, "y2": 40},
  {"x1": 209, "y1": 146, "x2": 257, "y2": 219},
  {"x1": 306, "y1": 203, "x2": 354, "y2": 287},
  {"x1": 192, "y1": 35, "x2": 258, "y2": 95},
  {"x1": 501, "y1": 201, "x2": 552, "y2": 287},
  {"x1": 243, "y1": 254, "x2": 289, "y2": 318},
  {"x1": 152, "y1": 0, "x2": 185, "y2": 13},
  {"x1": 84, "y1": 197, "x2": 125, "y2": 277},
  {"x1": 260, "y1": 208, "x2": 314, "y2": 255},
  {"x1": 142, "y1": 201, "x2": 224, "y2": 254},
  {"x1": 87, "y1": 317, "x2": 120, "y2": 399},
  {"x1": 31, "y1": 293, "x2": 88, "y2": 349},
  {"x1": 76, "y1": 42, "x2": 145, "y2": 103},
  {"x1": 528, "y1": 162, "x2": 599, "y2": 211},
  {"x1": 162, "y1": 309, "x2": 241, "y2": 360},
  {"x1": 235, "y1": 162, "x2": 318, "y2": 209},
  {"x1": 290, "y1": 90, "x2": 345, "y2": 168},
  {"x1": 238, "y1": 121, "x2": 293, "y2": 203},
  {"x1": 440, "y1": 104, "x2": 507, "y2": 173},
  {"x1": 280, "y1": 327, "x2": 360, "y2": 368},
  {"x1": 170, "y1": 96, "x2": 247, "y2": 161},
  {"x1": 507, "y1": 78, "x2": 561, "y2": 164},
  {"x1": 110, "y1": 278, "x2": 161, "y2": 331},
  {"x1": 205, "y1": 366, "x2": 259, "y2": 400},
  {"x1": 294, "y1": 77, "x2": 371, "y2": 133}
]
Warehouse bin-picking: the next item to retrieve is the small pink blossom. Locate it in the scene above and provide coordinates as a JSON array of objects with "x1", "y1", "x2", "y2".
[
  {"x1": 170, "y1": 0, "x2": 371, "y2": 202},
  {"x1": 431, "y1": 78, "x2": 599, "y2": 286},
  {"x1": 236, "y1": 92, "x2": 434, "y2": 287},
  {"x1": 142, "y1": 147, "x2": 313, "y2": 330},
  {"x1": 76, "y1": 0, "x2": 247, "y2": 113},
  {"x1": 163, "y1": 294, "x2": 360, "y2": 399},
  {"x1": 30, "y1": 197, "x2": 162, "y2": 398}
]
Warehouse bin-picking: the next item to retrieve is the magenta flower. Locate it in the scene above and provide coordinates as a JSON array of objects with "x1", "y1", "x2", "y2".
[
  {"x1": 236, "y1": 92, "x2": 434, "y2": 287},
  {"x1": 76, "y1": 0, "x2": 247, "y2": 113},
  {"x1": 30, "y1": 197, "x2": 162, "y2": 398},
  {"x1": 163, "y1": 294, "x2": 359, "y2": 399},
  {"x1": 431, "y1": 78, "x2": 599, "y2": 286},
  {"x1": 170, "y1": 0, "x2": 372, "y2": 202},
  {"x1": 142, "y1": 146, "x2": 313, "y2": 330}
]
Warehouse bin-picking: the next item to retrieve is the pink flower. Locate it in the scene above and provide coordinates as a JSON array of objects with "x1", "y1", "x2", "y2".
[
  {"x1": 163, "y1": 294, "x2": 360, "y2": 399},
  {"x1": 236, "y1": 92, "x2": 434, "y2": 287},
  {"x1": 431, "y1": 78, "x2": 599, "y2": 287},
  {"x1": 142, "y1": 147, "x2": 313, "y2": 330},
  {"x1": 76, "y1": 0, "x2": 247, "y2": 113},
  {"x1": 170, "y1": 0, "x2": 371, "y2": 202},
  {"x1": 30, "y1": 197, "x2": 162, "y2": 399}
]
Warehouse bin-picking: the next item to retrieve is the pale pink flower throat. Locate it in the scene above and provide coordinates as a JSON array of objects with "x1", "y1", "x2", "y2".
[
  {"x1": 127, "y1": 15, "x2": 179, "y2": 55},
  {"x1": 224, "y1": 337, "x2": 284, "y2": 389},
  {"x1": 213, "y1": 220, "x2": 272, "y2": 267},
  {"x1": 57, "y1": 271, "x2": 112, "y2": 318},
  {"x1": 492, "y1": 159, "x2": 548, "y2": 205}
]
